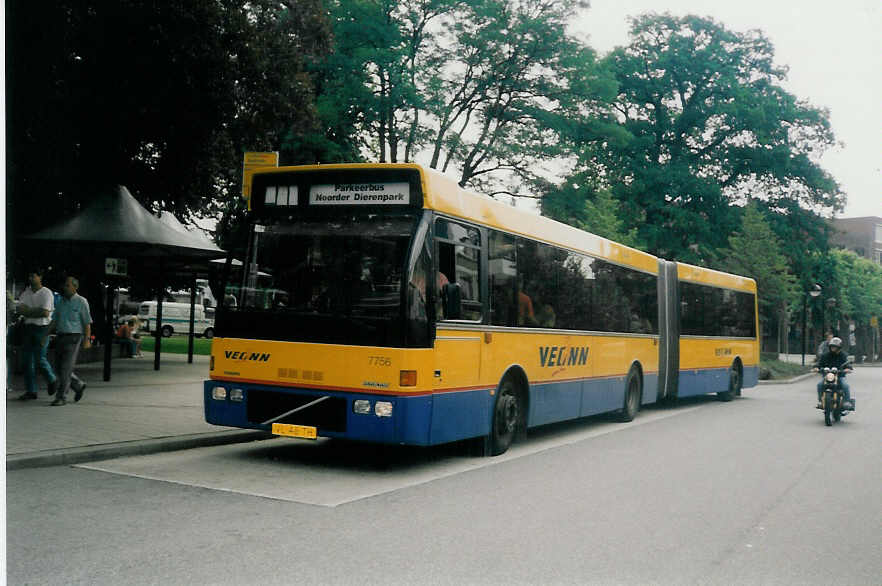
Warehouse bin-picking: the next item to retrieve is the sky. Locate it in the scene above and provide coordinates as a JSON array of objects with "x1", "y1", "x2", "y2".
[{"x1": 571, "y1": 0, "x2": 882, "y2": 219}]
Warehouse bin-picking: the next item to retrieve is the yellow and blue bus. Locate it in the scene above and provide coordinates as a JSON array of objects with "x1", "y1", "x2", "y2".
[{"x1": 205, "y1": 163, "x2": 759, "y2": 455}]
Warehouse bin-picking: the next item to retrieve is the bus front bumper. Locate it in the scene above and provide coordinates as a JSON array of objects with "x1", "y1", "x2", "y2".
[{"x1": 204, "y1": 381, "x2": 436, "y2": 446}]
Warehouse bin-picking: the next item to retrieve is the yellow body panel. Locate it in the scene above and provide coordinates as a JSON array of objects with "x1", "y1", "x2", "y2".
[
  {"x1": 679, "y1": 337, "x2": 759, "y2": 369},
  {"x1": 435, "y1": 328, "x2": 659, "y2": 389},
  {"x1": 211, "y1": 337, "x2": 434, "y2": 395},
  {"x1": 212, "y1": 331, "x2": 661, "y2": 395}
]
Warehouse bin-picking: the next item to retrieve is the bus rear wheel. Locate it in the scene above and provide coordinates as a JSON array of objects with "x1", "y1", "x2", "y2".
[
  {"x1": 719, "y1": 364, "x2": 741, "y2": 402},
  {"x1": 490, "y1": 378, "x2": 522, "y2": 456},
  {"x1": 618, "y1": 368, "x2": 641, "y2": 422}
]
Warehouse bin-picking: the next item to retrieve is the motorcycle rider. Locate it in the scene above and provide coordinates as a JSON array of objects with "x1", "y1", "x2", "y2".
[{"x1": 815, "y1": 337, "x2": 853, "y2": 411}]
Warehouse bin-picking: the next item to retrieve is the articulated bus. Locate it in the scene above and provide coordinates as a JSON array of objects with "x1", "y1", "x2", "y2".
[{"x1": 205, "y1": 163, "x2": 759, "y2": 455}]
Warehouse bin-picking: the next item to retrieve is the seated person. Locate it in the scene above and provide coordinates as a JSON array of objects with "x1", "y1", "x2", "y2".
[
  {"x1": 129, "y1": 318, "x2": 143, "y2": 356},
  {"x1": 116, "y1": 319, "x2": 139, "y2": 357}
]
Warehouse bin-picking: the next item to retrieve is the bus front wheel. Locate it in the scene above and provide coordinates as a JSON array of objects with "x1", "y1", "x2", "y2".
[
  {"x1": 161, "y1": 325, "x2": 173, "y2": 338},
  {"x1": 490, "y1": 378, "x2": 522, "y2": 456}
]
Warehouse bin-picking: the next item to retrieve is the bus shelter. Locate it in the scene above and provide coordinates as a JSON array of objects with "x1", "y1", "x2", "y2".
[{"x1": 22, "y1": 185, "x2": 225, "y2": 380}]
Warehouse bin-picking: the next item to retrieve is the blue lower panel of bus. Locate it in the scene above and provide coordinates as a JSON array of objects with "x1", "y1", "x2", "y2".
[
  {"x1": 204, "y1": 381, "x2": 492, "y2": 446},
  {"x1": 528, "y1": 374, "x2": 659, "y2": 427},
  {"x1": 676, "y1": 366, "x2": 758, "y2": 398},
  {"x1": 743, "y1": 366, "x2": 759, "y2": 389},
  {"x1": 205, "y1": 372, "x2": 668, "y2": 447}
]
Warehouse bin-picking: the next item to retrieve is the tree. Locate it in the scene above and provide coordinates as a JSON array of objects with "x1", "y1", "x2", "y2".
[
  {"x1": 572, "y1": 13, "x2": 843, "y2": 264},
  {"x1": 322, "y1": 0, "x2": 617, "y2": 193},
  {"x1": 826, "y1": 250, "x2": 882, "y2": 329},
  {"x1": 6, "y1": 0, "x2": 333, "y2": 250},
  {"x1": 719, "y1": 204, "x2": 797, "y2": 341},
  {"x1": 540, "y1": 173, "x2": 642, "y2": 248}
]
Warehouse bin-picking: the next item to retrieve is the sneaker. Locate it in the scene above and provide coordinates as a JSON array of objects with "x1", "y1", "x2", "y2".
[
  {"x1": 17, "y1": 392, "x2": 38, "y2": 401},
  {"x1": 48, "y1": 379, "x2": 57, "y2": 396},
  {"x1": 50, "y1": 398, "x2": 66, "y2": 406},
  {"x1": 74, "y1": 382, "x2": 87, "y2": 403},
  {"x1": 816, "y1": 402, "x2": 823, "y2": 409}
]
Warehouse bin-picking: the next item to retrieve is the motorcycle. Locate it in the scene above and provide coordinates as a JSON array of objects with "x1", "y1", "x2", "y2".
[{"x1": 816, "y1": 364, "x2": 853, "y2": 426}]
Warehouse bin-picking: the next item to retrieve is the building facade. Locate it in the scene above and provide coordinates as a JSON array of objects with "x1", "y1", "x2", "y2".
[{"x1": 828, "y1": 216, "x2": 882, "y2": 265}]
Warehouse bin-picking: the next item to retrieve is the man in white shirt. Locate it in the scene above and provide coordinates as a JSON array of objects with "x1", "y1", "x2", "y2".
[{"x1": 16, "y1": 268, "x2": 58, "y2": 400}]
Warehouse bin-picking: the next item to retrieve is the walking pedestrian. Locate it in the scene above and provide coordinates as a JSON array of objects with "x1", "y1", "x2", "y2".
[
  {"x1": 6, "y1": 286, "x2": 19, "y2": 393},
  {"x1": 15, "y1": 268, "x2": 58, "y2": 400},
  {"x1": 44, "y1": 276, "x2": 92, "y2": 405}
]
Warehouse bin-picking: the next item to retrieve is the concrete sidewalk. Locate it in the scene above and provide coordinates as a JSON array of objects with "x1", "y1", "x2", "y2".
[{"x1": 5, "y1": 352, "x2": 268, "y2": 470}]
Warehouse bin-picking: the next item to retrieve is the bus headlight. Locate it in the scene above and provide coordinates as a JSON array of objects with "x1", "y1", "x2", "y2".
[
  {"x1": 229, "y1": 388, "x2": 244, "y2": 402},
  {"x1": 353, "y1": 400, "x2": 372, "y2": 415},
  {"x1": 375, "y1": 401, "x2": 393, "y2": 417},
  {"x1": 212, "y1": 386, "x2": 227, "y2": 400}
]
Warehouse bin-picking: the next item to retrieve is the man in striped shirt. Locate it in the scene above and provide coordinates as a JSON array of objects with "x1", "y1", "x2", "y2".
[{"x1": 44, "y1": 276, "x2": 92, "y2": 405}]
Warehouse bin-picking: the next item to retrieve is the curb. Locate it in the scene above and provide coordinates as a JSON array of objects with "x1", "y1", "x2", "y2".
[
  {"x1": 758, "y1": 372, "x2": 817, "y2": 385},
  {"x1": 758, "y1": 362, "x2": 880, "y2": 386},
  {"x1": 6, "y1": 430, "x2": 274, "y2": 471}
]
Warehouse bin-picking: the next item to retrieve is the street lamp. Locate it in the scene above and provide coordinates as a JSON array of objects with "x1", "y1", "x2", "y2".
[{"x1": 801, "y1": 284, "x2": 822, "y2": 366}]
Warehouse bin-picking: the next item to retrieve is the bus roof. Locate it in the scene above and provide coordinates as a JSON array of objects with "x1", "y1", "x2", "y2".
[
  {"x1": 416, "y1": 165, "x2": 659, "y2": 273},
  {"x1": 676, "y1": 262, "x2": 757, "y2": 293}
]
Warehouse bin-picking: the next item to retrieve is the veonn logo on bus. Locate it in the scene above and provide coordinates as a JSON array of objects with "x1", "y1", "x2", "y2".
[
  {"x1": 223, "y1": 350, "x2": 271, "y2": 362},
  {"x1": 539, "y1": 346, "x2": 590, "y2": 367}
]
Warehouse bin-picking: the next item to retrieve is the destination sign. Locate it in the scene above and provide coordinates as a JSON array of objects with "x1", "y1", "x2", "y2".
[{"x1": 309, "y1": 182, "x2": 410, "y2": 205}]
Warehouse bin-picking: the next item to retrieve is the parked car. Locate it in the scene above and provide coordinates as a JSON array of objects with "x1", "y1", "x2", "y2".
[{"x1": 137, "y1": 301, "x2": 215, "y2": 338}]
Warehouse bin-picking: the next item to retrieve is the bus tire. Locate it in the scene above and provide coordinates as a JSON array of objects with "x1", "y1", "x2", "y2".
[
  {"x1": 203, "y1": 327, "x2": 214, "y2": 339},
  {"x1": 161, "y1": 325, "x2": 174, "y2": 338},
  {"x1": 718, "y1": 362, "x2": 741, "y2": 402},
  {"x1": 618, "y1": 367, "x2": 641, "y2": 422},
  {"x1": 489, "y1": 377, "x2": 523, "y2": 456}
]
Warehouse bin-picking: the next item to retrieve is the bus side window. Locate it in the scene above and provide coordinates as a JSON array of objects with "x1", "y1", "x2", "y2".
[
  {"x1": 435, "y1": 219, "x2": 482, "y2": 322},
  {"x1": 489, "y1": 231, "x2": 516, "y2": 326}
]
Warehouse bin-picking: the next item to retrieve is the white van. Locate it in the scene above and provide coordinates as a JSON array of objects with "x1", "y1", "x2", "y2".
[{"x1": 137, "y1": 301, "x2": 215, "y2": 338}]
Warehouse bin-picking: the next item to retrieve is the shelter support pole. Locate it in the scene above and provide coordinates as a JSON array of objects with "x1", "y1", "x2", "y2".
[
  {"x1": 103, "y1": 283, "x2": 115, "y2": 381},
  {"x1": 154, "y1": 261, "x2": 163, "y2": 371},
  {"x1": 187, "y1": 273, "x2": 196, "y2": 364}
]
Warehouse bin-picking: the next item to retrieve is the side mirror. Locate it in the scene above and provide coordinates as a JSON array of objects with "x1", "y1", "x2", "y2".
[{"x1": 441, "y1": 282, "x2": 462, "y2": 320}]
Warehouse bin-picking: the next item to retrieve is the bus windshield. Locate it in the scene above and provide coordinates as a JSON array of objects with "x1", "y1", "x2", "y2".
[{"x1": 218, "y1": 213, "x2": 420, "y2": 346}]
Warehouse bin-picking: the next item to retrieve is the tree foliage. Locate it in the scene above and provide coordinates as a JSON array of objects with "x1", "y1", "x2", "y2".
[
  {"x1": 540, "y1": 172, "x2": 642, "y2": 248},
  {"x1": 571, "y1": 13, "x2": 843, "y2": 264},
  {"x1": 719, "y1": 204, "x2": 796, "y2": 328},
  {"x1": 825, "y1": 250, "x2": 882, "y2": 326},
  {"x1": 6, "y1": 0, "x2": 333, "y2": 247}
]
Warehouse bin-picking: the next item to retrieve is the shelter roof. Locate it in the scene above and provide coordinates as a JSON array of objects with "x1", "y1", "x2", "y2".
[{"x1": 25, "y1": 185, "x2": 224, "y2": 259}]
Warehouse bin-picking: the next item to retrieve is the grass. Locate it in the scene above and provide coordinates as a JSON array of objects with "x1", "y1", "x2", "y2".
[
  {"x1": 139, "y1": 335, "x2": 212, "y2": 355},
  {"x1": 759, "y1": 355, "x2": 812, "y2": 380}
]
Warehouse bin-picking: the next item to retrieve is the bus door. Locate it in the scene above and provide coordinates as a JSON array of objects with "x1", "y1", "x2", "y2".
[{"x1": 430, "y1": 218, "x2": 487, "y2": 443}]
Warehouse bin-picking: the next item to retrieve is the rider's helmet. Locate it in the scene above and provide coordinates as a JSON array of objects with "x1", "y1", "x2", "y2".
[{"x1": 830, "y1": 337, "x2": 843, "y2": 350}]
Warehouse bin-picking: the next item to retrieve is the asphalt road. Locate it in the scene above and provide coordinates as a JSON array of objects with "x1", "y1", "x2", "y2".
[{"x1": 7, "y1": 368, "x2": 881, "y2": 585}]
